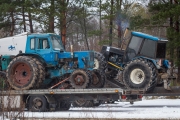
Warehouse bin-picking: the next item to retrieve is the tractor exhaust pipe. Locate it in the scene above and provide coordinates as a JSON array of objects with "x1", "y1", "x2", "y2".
[
  {"x1": 120, "y1": 28, "x2": 130, "y2": 50},
  {"x1": 71, "y1": 45, "x2": 74, "y2": 58}
]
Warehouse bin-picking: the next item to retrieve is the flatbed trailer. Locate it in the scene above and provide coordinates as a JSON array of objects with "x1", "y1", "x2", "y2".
[
  {"x1": 0, "y1": 88, "x2": 143, "y2": 112},
  {"x1": 144, "y1": 86, "x2": 180, "y2": 96}
]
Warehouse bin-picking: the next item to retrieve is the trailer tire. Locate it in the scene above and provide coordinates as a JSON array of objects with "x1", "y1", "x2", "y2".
[
  {"x1": 28, "y1": 96, "x2": 48, "y2": 112},
  {"x1": 6, "y1": 56, "x2": 39, "y2": 90},
  {"x1": 93, "y1": 100, "x2": 103, "y2": 107},
  {"x1": 123, "y1": 59, "x2": 157, "y2": 91},
  {"x1": 56, "y1": 101, "x2": 71, "y2": 111},
  {"x1": 94, "y1": 52, "x2": 106, "y2": 70},
  {"x1": 83, "y1": 100, "x2": 94, "y2": 107},
  {"x1": 72, "y1": 99, "x2": 87, "y2": 107}
]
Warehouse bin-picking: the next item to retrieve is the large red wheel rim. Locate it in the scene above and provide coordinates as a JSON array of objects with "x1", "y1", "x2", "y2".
[{"x1": 12, "y1": 63, "x2": 32, "y2": 86}]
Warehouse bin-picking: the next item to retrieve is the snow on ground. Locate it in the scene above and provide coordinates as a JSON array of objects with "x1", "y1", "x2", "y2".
[
  {"x1": 21, "y1": 99, "x2": 180, "y2": 119},
  {"x1": 1, "y1": 99, "x2": 180, "y2": 119}
]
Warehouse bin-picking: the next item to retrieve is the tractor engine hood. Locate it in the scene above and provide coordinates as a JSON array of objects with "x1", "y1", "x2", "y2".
[{"x1": 58, "y1": 51, "x2": 94, "y2": 69}]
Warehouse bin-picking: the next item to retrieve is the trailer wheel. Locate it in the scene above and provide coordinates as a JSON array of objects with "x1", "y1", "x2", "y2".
[
  {"x1": 72, "y1": 100, "x2": 94, "y2": 107},
  {"x1": 70, "y1": 69, "x2": 90, "y2": 89},
  {"x1": 94, "y1": 52, "x2": 106, "y2": 70},
  {"x1": 29, "y1": 96, "x2": 48, "y2": 112},
  {"x1": 93, "y1": 100, "x2": 103, "y2": 107},
  {"x1": 90, "y1": 69, "x2": 105, "y2": 88},
  {"x1": 6, "y1": 56, "x2": 39, "y2": 90},
  {"x1": 123, "y1": 59, "x2": 157, "y2": 91},
  {"x1": 56, "y1": 101, "x2": 71, "y2": 111},
  {"x1": 72, "y1": 99, "x2": 87, "y2": 107}
]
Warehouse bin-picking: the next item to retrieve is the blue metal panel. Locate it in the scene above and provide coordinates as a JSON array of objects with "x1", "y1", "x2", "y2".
[
  {"x1": 132, "y1": 56, "x2": 170, "y2": 69},
  {"x1": 25, "y1": 34, "x2": 59, "y2": 66},
  {"x1": 163, "y1": 60, "x2": 170, "y2": 68},
  {"x1": 58, "y1": 51, "x2": 94, "y2": 69},
  {"x1": 132, "y1": 32, "x2": 159, "y2": 41},
  {"x1": 1, "y1": 55, "x2": 12, "y2": 70}
]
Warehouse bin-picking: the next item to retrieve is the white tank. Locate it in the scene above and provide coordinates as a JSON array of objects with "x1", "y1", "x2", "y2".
[{"x1": 0, "y1": 32, "x2": 28, "y2": 56}]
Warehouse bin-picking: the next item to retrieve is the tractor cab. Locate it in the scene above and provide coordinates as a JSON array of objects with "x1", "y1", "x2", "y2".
[{"x1": 124, "y1": 32, "x2": 168, "y2": 64}]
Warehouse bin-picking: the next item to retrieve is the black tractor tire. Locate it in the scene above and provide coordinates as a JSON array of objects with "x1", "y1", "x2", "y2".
[
  {"x1": 94, "y1": 52, "x2": 106, "y2": 70},
  {"x1": 31, "y1": 57, "x2": 45, "y2": 87},
  {"x1": 90, "y1": 69, "x2": 105, "y2": 88},
  {"x1": 146, "y1": 62, "x2": 158, "y2": 92},
  {"x1": 105, "y1": 68, "x2": 118, "y2": 79},
  {"x1": 6, "y1": 56, "x2": 39, "y2": 90},
  {"x1": 56, "y1": 101, "x2": 71, "y2": 111},
  {"x1": 123, "y1": 58, "x2": 157, "y2": 91},
  {"x1": 70, "y1": 69, "x2": 90, "y2": 89},
  {"x1": 28, "y1": 95, "x2": 48, "y2": 112}
]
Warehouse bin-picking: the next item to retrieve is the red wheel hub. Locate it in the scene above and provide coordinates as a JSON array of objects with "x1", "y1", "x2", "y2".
[
  {"x1": 74, "y1": 75, "x2": 85, "y2": 85},
  {"x1": 14, "y1": 63, "x2": 32, "y2": 86}
]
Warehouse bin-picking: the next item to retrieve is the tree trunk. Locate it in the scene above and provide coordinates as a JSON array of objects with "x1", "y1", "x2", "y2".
[
  {"x1": 117, "y1": 0, "x2": 122, "y2": 48},
  {"x1": 49, "y1": 0, "x2": 54, "y2": 33},
  {"x1": 169, "y1": 0, "x2": 174, "y2": 75},
  {"x1": 28, "y1": 11, "x2": 33, "y2": 33},
  {"x1": 109, "y1": 0, "x2": 114, "y2": 46},
  {"x1": 83, "y1": 5, "x2": 89, "y2": 50},
  {"x1": 10, "y1": 11, "x2": 15, "y2": 36},
  {"x1": 22, "y1": 0, "x2": 26, "y2": 32},
  {"x1": 99, "y1": 0, "x2": 102, "y2": 43},
  {"x1": 174, "y1": 0, "x2": 180, "y2": 82},
  {"x1": 60, "y1": 0, "x2": 69, "y2": 49}
]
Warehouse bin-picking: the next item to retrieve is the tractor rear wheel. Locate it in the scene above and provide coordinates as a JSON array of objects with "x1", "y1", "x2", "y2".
[
  {"x1": 31, "y1": 57, "x2": 45, "y2": 87},
  {"x1": 123, "y1": 59, "x2": 157, "y2": 91},
  {"x1": 6, "y1": 56, "x2": 39, "y2": 90}
]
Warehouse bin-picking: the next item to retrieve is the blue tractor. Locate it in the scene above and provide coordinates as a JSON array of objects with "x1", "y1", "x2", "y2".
[
  {"x1": 101, "y1": 30, "x2": 170, "y2": 91},
  {"x1": 0, "y1": 33, "x2": 105, "y2": 90}
]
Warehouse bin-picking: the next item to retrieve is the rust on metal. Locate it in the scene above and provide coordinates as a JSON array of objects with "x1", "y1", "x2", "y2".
[
  {"x1": 74, "y1": 75, "x2": 85, "y2": 85},
  {"x1": 14, "y1": 63, "x2": 32, "y2": 86},
  {"x1": 50, "y1": 77, "x2": 69, "y2": 89}
]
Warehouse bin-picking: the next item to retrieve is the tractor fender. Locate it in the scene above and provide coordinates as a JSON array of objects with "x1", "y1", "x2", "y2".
[
  {"x1": 132, "y1": 56, "x2": 159, "y2": 69},
  {"x1": 16, "y1": 53, "x2": 47, "y2": 66}
]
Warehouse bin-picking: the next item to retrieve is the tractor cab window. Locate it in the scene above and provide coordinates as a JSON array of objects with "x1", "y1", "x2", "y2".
[
  {"x1": 126, "y1": 36, "x2": 143, "y2": 61},
  {"x1": 30, "y1": 38, "x2": 35, "y2": 50},
  {"x1": 140, "y1": 39, "x2": 156, "y2": 58},
  {"x1": 51, "y1": 36, "x2": 64, "y2": 51},
  {"x1": 37, "y1": 38, "x2": 50, "y2": 49}
]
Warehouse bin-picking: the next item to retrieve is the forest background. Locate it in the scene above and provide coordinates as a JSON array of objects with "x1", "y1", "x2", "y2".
[{"x1": 0, "y1": 0, "x2": 180, "y2": 81}]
